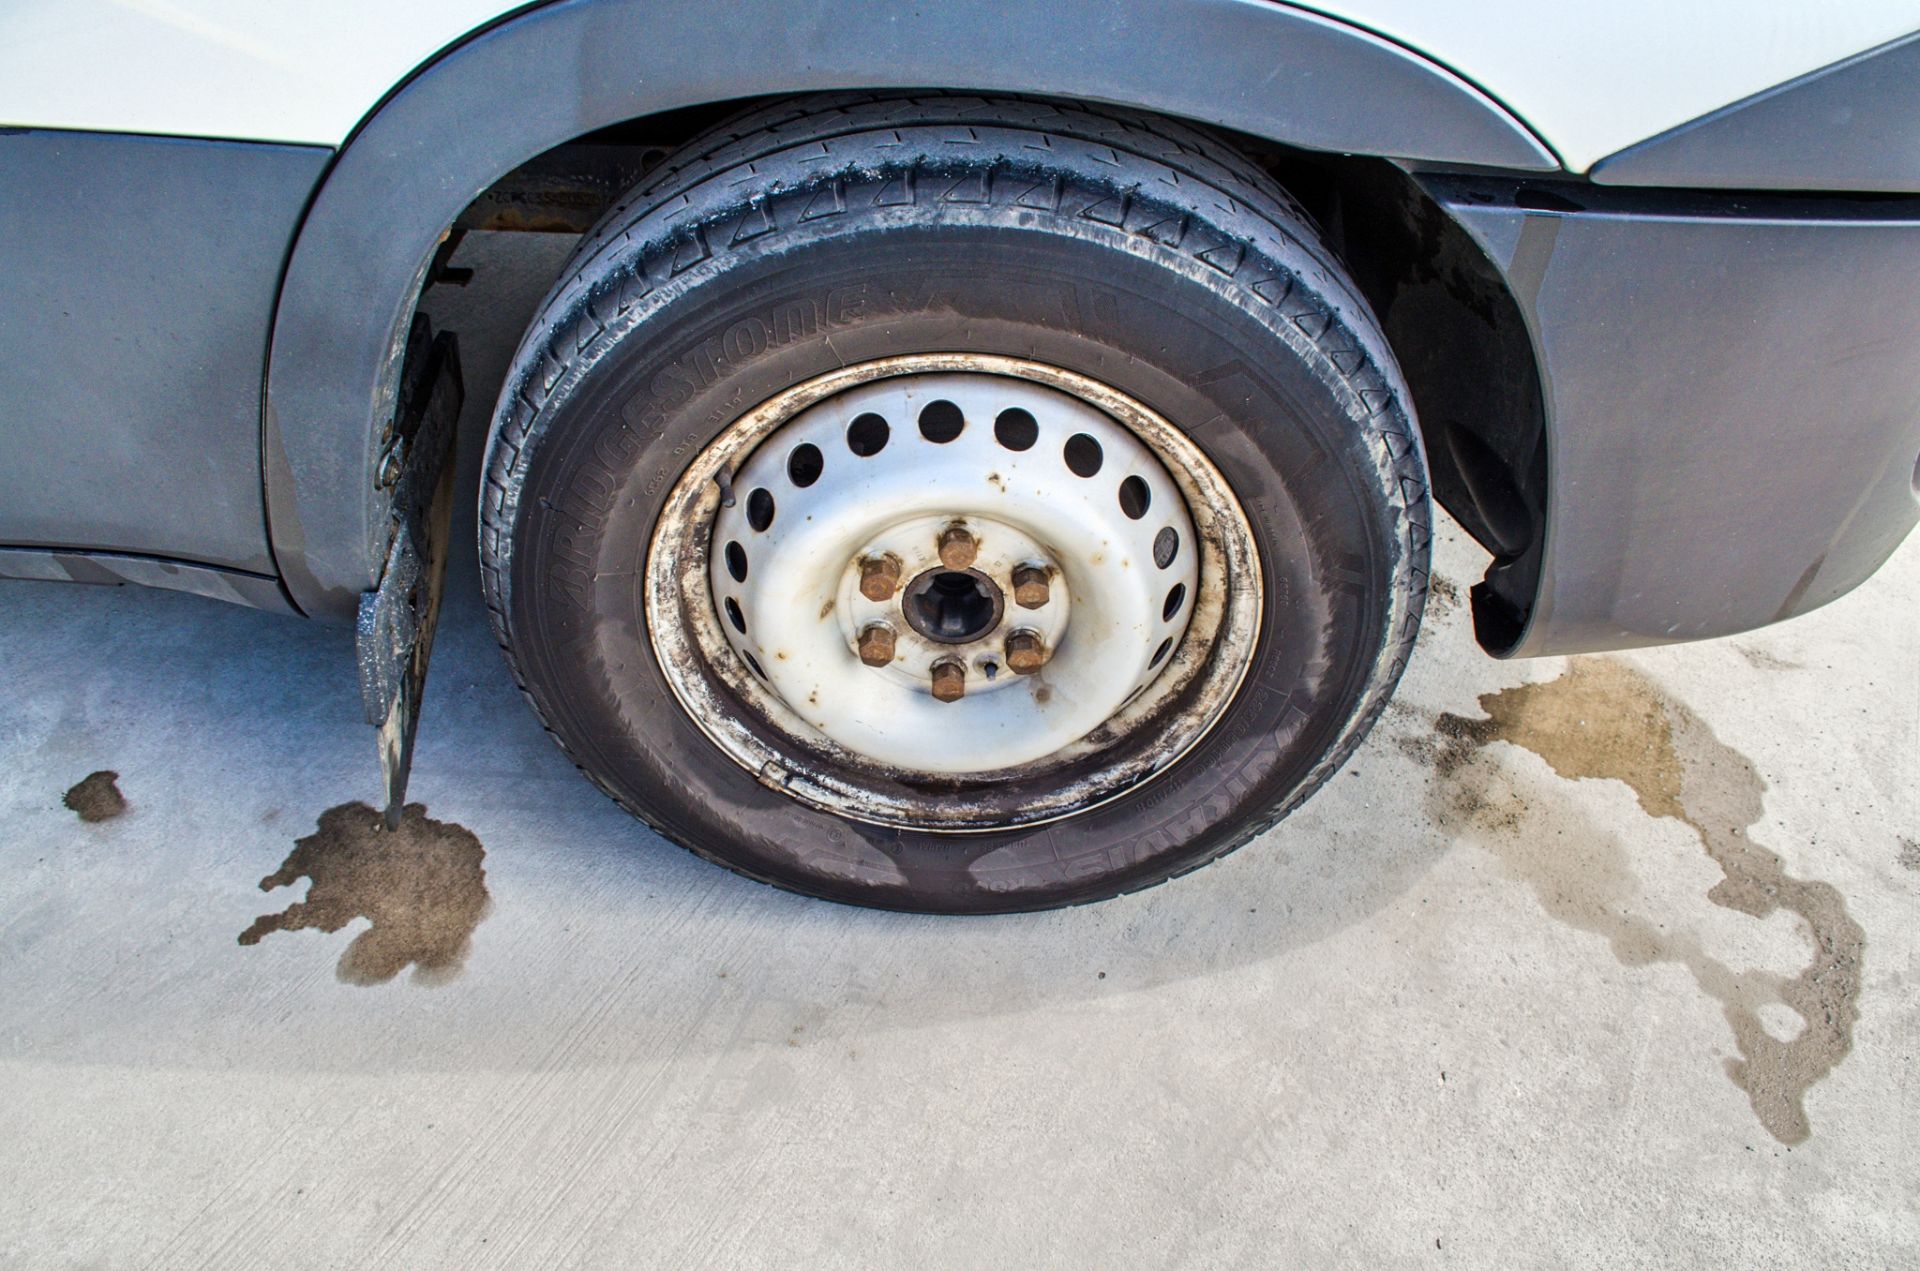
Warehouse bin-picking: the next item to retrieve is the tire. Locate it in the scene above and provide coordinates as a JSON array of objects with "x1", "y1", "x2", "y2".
[{"x1": 480, "y1": 93, "x2": 1429, "y2": 913}]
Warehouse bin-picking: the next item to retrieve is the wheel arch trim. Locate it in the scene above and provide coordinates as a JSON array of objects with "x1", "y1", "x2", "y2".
[{"x1": 261, "y1": 0, "x2": 1557, "y2": 617}]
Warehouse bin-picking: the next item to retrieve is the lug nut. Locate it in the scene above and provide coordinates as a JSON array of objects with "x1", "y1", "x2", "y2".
[
  {"x1": 1005, "y1": 629, "x2": 1048, "y2": 675},
  {"x1": 937, "y1": 525, "x2": 978, "y2": 570},
  {"x1": 858, "y1": 554, "x2": 901, "y2": 602},
  {"x1": 930, "y1": 658, "x2": 967, "y2": 702},
  {"x1": 1012, "y1": 565, "x2": 1051, "y2": 609},
  {"x1": 857, "y1": 623, "x2": 896, "y2": 667}
]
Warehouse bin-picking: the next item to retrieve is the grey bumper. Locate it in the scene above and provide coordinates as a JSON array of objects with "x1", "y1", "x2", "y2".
[{"x1": 1427, "y1": 178, "x2": 1920, "y2": 657}]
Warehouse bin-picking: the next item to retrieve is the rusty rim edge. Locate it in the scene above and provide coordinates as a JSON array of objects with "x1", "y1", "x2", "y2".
[{"x1": 644, "y1": 354, "x2": 1262, "y2": 833}]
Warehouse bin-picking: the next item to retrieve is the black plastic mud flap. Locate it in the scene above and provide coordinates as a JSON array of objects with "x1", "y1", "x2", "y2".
[{"x1": 356, "y1": 317, "x2": 463, "y2": 829}]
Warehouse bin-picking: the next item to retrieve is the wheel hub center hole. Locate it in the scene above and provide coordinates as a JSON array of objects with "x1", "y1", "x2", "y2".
[{"x1": 903, "y1": 568, "x2": 1003, "y2": 645}]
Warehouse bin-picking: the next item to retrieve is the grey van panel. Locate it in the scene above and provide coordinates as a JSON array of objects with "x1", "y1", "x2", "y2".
[
  {"x1": 1426, "y1": 176, "x2": 1920, "y2": 656},
  {"x1": 0, "y1": 129, "x2": 328, "y2": 574},
  {"x1": 1590, "y1": 30, "x2": 1920, "y2": 193},
  {"x1": 0, "y1": 547, "x2": 293, "y2": 613},
  {"x1": 262, "y1": 0, "x2": 1560, "y2": 618}
]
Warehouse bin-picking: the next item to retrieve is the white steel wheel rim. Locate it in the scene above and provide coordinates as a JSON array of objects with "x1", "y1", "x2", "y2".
[
  {"x1": 710, "y1": 373, "x2": 1198, "y2": 772},
  {"x1": 646, "y1": 355, "x2": 1262, "y2": 831}
]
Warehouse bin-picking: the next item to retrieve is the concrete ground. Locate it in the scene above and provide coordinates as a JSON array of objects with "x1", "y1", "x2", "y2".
[{"x1": 3, "y1": 233, "x2": 1917, "y2": 1267}]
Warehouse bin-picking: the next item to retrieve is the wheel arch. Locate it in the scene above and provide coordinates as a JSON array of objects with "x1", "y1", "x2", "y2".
[
  {"x1": 263, "y1": 0, "x2": 1558, "y2": 620},
  {"x1": 1266, "y1": 156, "x2": 1552, "y2": 655}
]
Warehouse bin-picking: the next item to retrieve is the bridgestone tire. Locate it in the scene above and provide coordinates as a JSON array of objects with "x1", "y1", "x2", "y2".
[{"x1": 480, "y1": 93, "x2": 1430, "y2": 913}]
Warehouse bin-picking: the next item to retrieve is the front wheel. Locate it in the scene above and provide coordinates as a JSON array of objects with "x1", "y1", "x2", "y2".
[{"x1": 480, "y1": 94, "x2": 1429, "y2": 912}]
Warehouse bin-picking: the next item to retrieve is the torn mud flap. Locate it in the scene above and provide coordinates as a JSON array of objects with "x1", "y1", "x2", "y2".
[{"x1": 356, "y1": 317, "x2": 463, "y2": 830}]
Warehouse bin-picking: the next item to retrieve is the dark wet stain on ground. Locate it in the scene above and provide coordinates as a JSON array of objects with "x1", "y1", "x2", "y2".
[
  {"x1": 63, "y1": 770, "x2": 127, "y2": 822},
  {"x1": 1733, "y1": 643, "x2": 1804, "y2": 673},
  {"x1": 239, "y1": 802, "x2": 490, "y2": 986},
  {"x1": 1898, "y1": 838, "x2": 1920, "y2": 871},
  {"x1": 1410, "y1": 657, "x2": 1863, "y2": 1146}
]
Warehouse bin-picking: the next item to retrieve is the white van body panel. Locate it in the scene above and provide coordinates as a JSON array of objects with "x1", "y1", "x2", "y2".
[{"x1": 0, "y1": 0, "x2": 1915, "y2": 170}]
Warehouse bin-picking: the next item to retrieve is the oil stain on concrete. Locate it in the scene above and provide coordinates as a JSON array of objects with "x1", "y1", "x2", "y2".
[
  {"x1": 239, "y1": 802, "x2": 490, "y2": 986},
  {"x1": 63, "y1": 770, "x2": 127, "y2": 821},
  {"x1": 1410, "y1": 657, "x2": 1863, "y2": 1145}
]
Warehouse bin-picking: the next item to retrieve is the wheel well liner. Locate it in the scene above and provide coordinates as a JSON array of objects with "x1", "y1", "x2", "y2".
[{"x1": 1271, "y1": 156, "x2": 1548, "y2": 653}]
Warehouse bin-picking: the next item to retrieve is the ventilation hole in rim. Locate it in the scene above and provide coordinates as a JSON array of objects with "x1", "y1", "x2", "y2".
[
  {"x1": 787, "y1": 443, "x2": 824, "y2": 487},
  {"x1": 847, "y1": 412, "x2": 890, "y2": 456},
  {"x1": 724, "y1": 541, "x2": 748, "y2": 582},
  {"x1": 742, "y1": 650, "x2": 767, "y2": 679},
  {"x1": 1162, "y1": 582, "x2": 1186, "y2": 622},
  {"x1": 1064, "y1": 433, "x2": 1103, "y2": 477},
  {"x1": 746, "y1": 488, "x2": 775, "y2": 531},
  {"x1": 1150, "y1": 637, "x2": 1172, "y2": 668},
  {"x1": 1152, "y1": 526, "x2": 1179, "y2": 570},
  {"x1": 918, "y1": 399, "x2": 965, "y2": 443},
  {"x1": 1118, "y1": 475, "x2": 1150, "y2": 519},
  {"x1": 725, "y1": 597, "x2": 748, "y2": 634},
  {"x1": 993, "y1": 407, "x2": 1038, "y2": 451}
]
